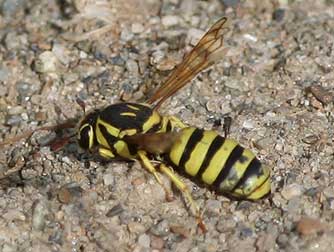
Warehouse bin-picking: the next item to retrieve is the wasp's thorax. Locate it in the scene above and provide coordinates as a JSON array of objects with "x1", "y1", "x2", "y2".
[{"x1": 77, "y1": 110, "x2": 100, "y2": 150}]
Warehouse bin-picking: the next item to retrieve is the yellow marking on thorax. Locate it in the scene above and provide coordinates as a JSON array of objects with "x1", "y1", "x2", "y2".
[
  {"x1": 127, "y1": 104, "x2": 141, "y2": 110},
  {"x1": 120, "y1": 112, "x2": 137, "y2": 117},
  {"x1": 119, "y1": 129, "x2": 138, "y2": 138},
  {"x1": 142, "y1": 110, "x2": 161, "y2": 133},
  {"x1": 184, "y1": 130, "x2": 217, "y2": 176},
  {"x1": 201, "y1": 139, "x2": 238, "y2": 185},
  {"x1": 169, "y1": 127, "x2": 195, "y2": 166}
]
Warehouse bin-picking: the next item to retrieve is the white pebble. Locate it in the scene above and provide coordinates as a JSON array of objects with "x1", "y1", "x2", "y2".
[
  {"x1": 138, "y1": 233, "x2": 150, "y2": 248},
  {"x1": 131, "y1": 23, "x2": 145, "y2": 34},
  {"x1": 242, "y1": 120, "x2": 255, "y2": 130},
  {"x1": 79, "y1": 50, "x2": 88, "y2": 59},
  {"x1": 161, "y1": 15, "x2": 180, "y2": 27},
  {"x1": 281, "y1": 183, "x2": 304, "y2": 200},
  {"x1": 103, "y1": 173, "x2": 114, "y2": 186},
  {"x1": 243, "y1": 33, "x2": 258, "y2": 42},
  {"x1": 35, "y1": 51, "x2": 58, "y2": 73}
]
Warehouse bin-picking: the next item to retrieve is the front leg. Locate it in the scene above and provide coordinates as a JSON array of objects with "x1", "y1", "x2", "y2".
[
  {"x1": 98, "y1": 146, "x2": 116, "y2": 159},
  {"x1": 137, "y1": 150, "x2": 174, "y2": 201}
]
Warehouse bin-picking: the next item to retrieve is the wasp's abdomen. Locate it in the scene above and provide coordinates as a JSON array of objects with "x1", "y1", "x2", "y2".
[{"x1": 168, "y1": 127, "x2": 271, "y2": 199}]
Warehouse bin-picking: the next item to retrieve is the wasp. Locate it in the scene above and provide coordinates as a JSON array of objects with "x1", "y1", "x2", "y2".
[{"x1": 76, "y1": 17, "x2": 271, "y2": 231}]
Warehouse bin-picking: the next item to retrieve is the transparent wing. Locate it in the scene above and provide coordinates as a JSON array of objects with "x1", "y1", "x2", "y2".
[{"x1": 147, "y1": 17, "x2": 229, "y2": 109}]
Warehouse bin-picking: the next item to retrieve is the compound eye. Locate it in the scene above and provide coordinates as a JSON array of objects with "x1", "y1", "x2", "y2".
[{"x1": 78, "y1": 125, "x2": 94, "y2": 149}]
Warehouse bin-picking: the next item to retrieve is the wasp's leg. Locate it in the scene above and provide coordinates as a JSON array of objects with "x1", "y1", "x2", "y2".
[
  {"x1": 158, "y1": 163, "x2": 206, "y2": 233},
  {"x1": 137, "y1": 150, "x2": 174, "y2": 201},
  {"x1": 98, "y1": 146, "x2": 116, "y2": 159},
  {"x1": 167, "y1": 115, "x2": 188, "y2": 129},
  {"x1": 223, "y1": 116, "x2": 232, "y2": 138}
]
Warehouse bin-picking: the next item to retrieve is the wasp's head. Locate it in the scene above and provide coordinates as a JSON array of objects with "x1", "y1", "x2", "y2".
[{"x1": 77, "y1": 111, "x2": 99, "y2": 150}]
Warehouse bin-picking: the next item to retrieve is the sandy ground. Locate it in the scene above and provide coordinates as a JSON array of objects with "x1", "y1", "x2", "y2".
[{"x1": 0, "y1": 0, "x2": 334, "y2": 251}]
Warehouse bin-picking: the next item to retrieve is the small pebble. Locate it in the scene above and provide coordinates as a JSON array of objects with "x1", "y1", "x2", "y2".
[
  {"x1": 243, "y1": 34, "x2": 258, "y2": 42},
  {"x1": 32, "y1": 199, "x2": 50, "y2": 231},
  {"x1": 57, "y1": 183, "x2": 83, "y2": 204},
  {"x1": 170, "y1": 225, "x2": 190, "y2": 238},
  {"x1": 103, "y1": 173, "x2": 115, "y2": 186},
  {"x1": 1, "y1": 0, "x2": 25, "y2": 18},
  {"x1": 296, "y1": 217, "x2": 327, "y2": 236},
  {"x1": 7, "y1": 106, "x2": 24, "y2": 115},
  {"x1": 206, "y1": 199, "x2": 222, "y2": 216},
  {"x1": 150, "y1": 220, "x2": 170, "y2": 236},
  {"x1": 242, "y1": 119, "x2": 255, "y2": 130},
  {"x1": 131, "y1": 23, "x2": 145, "y2": 34},
  {"x1": 308, "y1": 85, "x2": 334, "y2": 105},
  {"x1": 34, "y1": 51, "x2": 59, "y2": 73},
  {"x1": 16, "y1": 81, "x2": 35, "y2": 97},
  {"x1": 5, "y1": 114, "x2": 22, "y2": 126},
  {"x1": 128, "y1": 221, "x2": 146, "y2": 234},
  {"x1": 239, "y1": 227, "x2": 254, "y2": 238},
  {"x1": 106, "y1": 204, "x2": 124, "y2": 217},
  {"x1": 276, "y1": 234, "x2": 289, "y2": 248},
  {"x1": 150, "y1": 235, "x2": 165, "y2": 250},
  {"x1": 2, "y1": 243, "x2": 18, "y2": 252},
  {"x1": 161, "y1": 15, "x2": 180, "y2": 27},
  {"x1": 3, "y1": 209, "x2": 26, "y2": 221},
  {"x1": 52, "y1": 43, "x2": 71, "y2": 65},
  {"x1": 120, "y1": 28, "x2": 134, "y2": 42},
  {"x1": 281, "y1": 183, "x2": 304, "y2": 200},
  {"x1": 138, "y1": 233, "x2": 150, "y2": 248},
  {"x1": 272, "y1": 8, "x2": 285, "y2": 22},
  {"x1": 126, "y1": 59, "x2": 139, "y2": 76},
  {"x1": 0, "y1": 66, "x2": 10, "y2": 81}
]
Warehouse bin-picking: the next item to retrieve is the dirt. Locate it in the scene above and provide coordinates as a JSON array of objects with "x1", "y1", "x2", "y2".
[{"x1": 0, "y1": 0, "x2": 334, "y2": 251}]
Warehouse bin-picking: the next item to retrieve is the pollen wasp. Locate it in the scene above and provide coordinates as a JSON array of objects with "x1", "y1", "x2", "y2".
[{"x1": 76, "y1": 17, "x2": 271, "y2": 231}]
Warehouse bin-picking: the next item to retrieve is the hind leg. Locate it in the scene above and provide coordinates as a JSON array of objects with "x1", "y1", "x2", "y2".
[{"x1": 158, "y1": 163, "x2": 206, "y2": 232}]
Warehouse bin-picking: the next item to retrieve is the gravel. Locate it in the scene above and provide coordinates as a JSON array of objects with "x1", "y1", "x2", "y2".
[{"x1": 0, "y1": 0, "x2": 334, "y2": 251}]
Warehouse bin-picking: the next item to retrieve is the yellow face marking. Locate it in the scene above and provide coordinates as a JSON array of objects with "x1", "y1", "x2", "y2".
[
  {"x1": 78, "y1": 123, "x2": 95, "y2": 149},
  {"x1": 142, "y1": 110, "x2": 161, "y2": 133},
  {"x1": 184, "y1": 130, "x2": 217, "y2": 176},
  {"x1": 120, "y1": 112, "x2": 137, "y2": 117},
  {"x1": 169, "y1": 127, "x2": 195, "y2": 166},
  {"x1": 201, "y1": 139, "x2": 238, "y2": 185},
  {"x1": 219, "y1": 148, "x2": 255, "y2": 191},
  {"x1": 127, "y1": 104, "x2": 141, "y2": 110}
]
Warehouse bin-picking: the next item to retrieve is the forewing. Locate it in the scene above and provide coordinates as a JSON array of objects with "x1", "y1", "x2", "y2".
[{"x1": 147, "y1": 17, "x2": 229, "y2": 108}]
